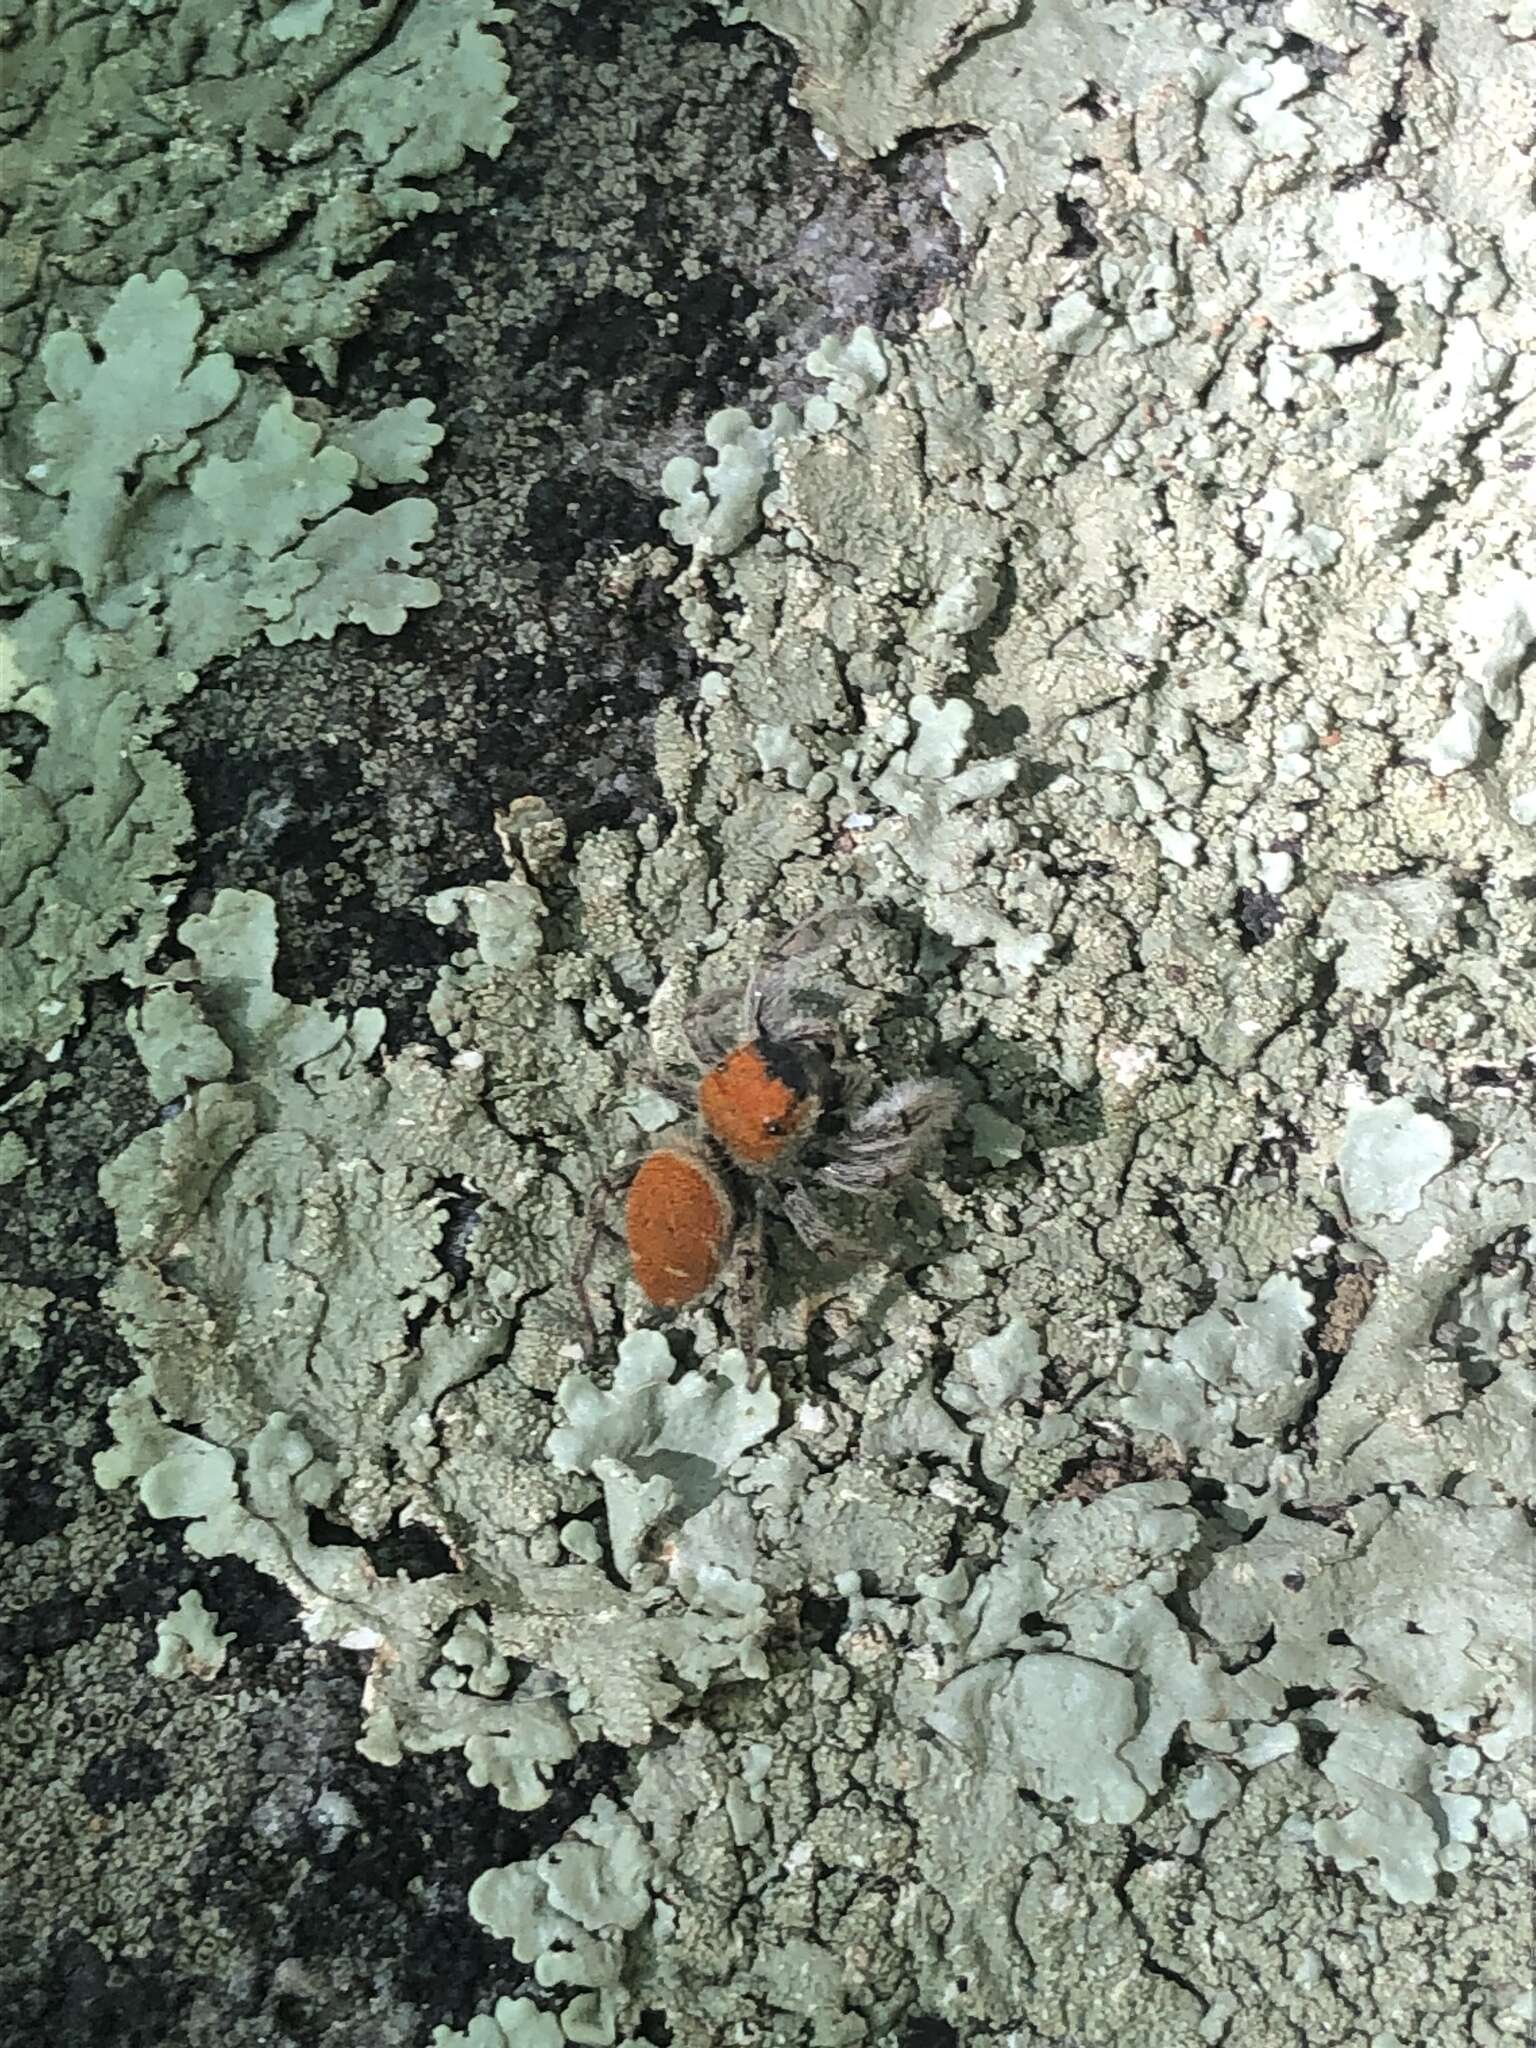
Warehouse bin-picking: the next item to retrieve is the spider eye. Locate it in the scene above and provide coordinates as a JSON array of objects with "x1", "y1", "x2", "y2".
[{"x1": 764, "y1": 1118, "x2": 784, "y2": 1136}]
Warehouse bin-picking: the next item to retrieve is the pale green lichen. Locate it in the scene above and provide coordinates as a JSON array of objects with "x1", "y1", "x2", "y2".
[
  {"x1": 0, "y1": 0, "x2": 514, "y2": 389},
  {"x1": 468, "y1": 1794, "x2": 652, "y2": 2006},
  {"x1": 25, "y1": 269, "x2": 243, "y2": 595},
  {"x1": 550, "y1": 1333, "x2": 779, "y2": 1581},
  {"x1": 148, "y1": 1589, "x2": 234, "y2": 1682},
  {"x1": 431, "y1": 1993, "x2": 642, "y2": 2048},
  {"x1": 1, "y1": 0, "x2": 512, "y2": 1066},
  {"x1": 660, "y1": 403, "x2": 798, "y2": 558},
  {"x1": 430, "y1": 1998, "x2": 563, "y2": 2048},
  {"x1": 0, "y1": 267, "x2": 445, "y2": 1058},
  {"x1": 1337, "y1": 1095, "x2": 1455, "y2": 1225},
  {"x1": 0, "y1": 1280, "x2": 53, "y2": 1364},
  {"x1": 660, "y1": 324, "x2": 889, "y2": 557}
]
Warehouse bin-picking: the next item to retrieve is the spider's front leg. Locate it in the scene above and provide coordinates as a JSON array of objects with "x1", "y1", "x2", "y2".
[
  {"x1": 818, "y1": 1078, "x2": 960, "y2": 1192},
  {"x1": 734, "y1": 1199, "x2": 767, "y2": 1386},
  {"x1": 681, "y1": 986, "x2": 744, "y2": 1072},
  {"x1": 744, "y1": 903, "x2": 867, "y2": 1044},
  {"x1": 783, "y1": 1181, "x2": 860, "y2": 1259}
]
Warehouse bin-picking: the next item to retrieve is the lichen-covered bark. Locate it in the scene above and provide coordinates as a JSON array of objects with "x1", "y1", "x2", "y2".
[
  {"x1": 0, "y1": 0, "x2": 512, "y2": 1058},
  {"x1": 3, "y1": 2, "x2": 1533, "y2": 2045}
]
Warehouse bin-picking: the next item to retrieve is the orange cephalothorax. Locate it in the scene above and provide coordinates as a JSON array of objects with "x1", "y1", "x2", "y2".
[
  {"x1": 697, "y1": 1041, "x2": 822, "y2": 1169},
  {"x1": 625, "y1": 1147, "x2": 734, "y2": 1308}
]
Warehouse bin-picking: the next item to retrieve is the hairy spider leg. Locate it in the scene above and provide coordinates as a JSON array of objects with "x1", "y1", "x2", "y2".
[
  {"x1": 782, "y1": 1181, "x2": 860, "y2": 1258},
  {"x1": 742, "y1": 903, "x2": 865, "y2": 1042},
  {"x1": 819, "y1": 1079, "x2": 960, "y2": 1192},
  {"x1": 571, "y1": 1157, "x2": 643, "y2": 1359},
  {"x1": 734, "y1": 1199, "x2": 767, "y2": 1386}
]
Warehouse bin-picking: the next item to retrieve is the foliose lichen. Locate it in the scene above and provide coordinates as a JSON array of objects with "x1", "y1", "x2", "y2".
[{"x1": 1, "y1": 0, "x2": 511, "y2": 1063}]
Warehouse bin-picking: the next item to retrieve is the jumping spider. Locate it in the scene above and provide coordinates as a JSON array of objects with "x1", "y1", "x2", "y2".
[{"x1": 573, "y1": 909, "x2": 958, "y2": 1366}]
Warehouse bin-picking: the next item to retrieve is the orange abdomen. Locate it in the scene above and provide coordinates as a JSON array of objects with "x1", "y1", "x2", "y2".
[{"x1": 626, "y1": 1149, "x2": 734, "y2": 1307}]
